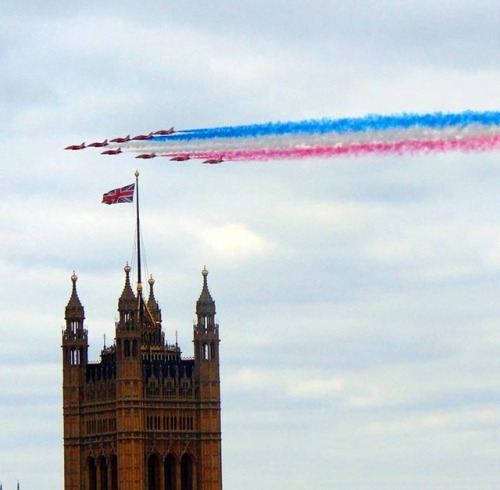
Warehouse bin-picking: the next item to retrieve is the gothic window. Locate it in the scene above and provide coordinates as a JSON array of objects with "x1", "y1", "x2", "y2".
[
  {"x1": 88, "y1": 457, "x2": 97, "y2": 490},
  {"x1": 99, "y1": 455, "x2": 108, "y2": 490},
  {"x1": 181, "y1": 454, "x2": 193, "y2": 490},
  {"x1": 147, "y1": 454, "x2": 161, "y2": 490},
  {"x1": 124, "y1": 339, "x2": 130, "y2": 357},
  {"x1": 165, "y1": 454, "x2": 176, "y2": 490},
  {"x1": 110, "y1": 455, "x2": 118, "y2": 490},
  {"x1": 70, "y1": 348, "x2": 77, "y2": 365}
]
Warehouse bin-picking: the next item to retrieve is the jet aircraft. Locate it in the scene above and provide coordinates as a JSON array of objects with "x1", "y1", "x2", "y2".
[
  {"x1": 135, "y1": 152, "x2": 157, "y2": 159},
  {"x1": 169, "y1": 154, "x2": 190, "y2": 161},
  {"x1": 110, "y1": 135, "x2": 130, "y2": 143},
  {"x1": 87, "y1": 139, "x2": 109, "y2": 148},
  {"x1": 101, "y1": 148, "x2": 122, "y2": 155},
  {"x1": 132, "y1": 132, "x2": 154, "y2": 141},
  {"x1": 202, "y1": 156, "x2": 224, "y2": 164},
  {"x1": 153, "y1": 127, "x2": 175, "y2": 135},
  {"x1": 65, "y1": 142, "x2": 86, "y2": 150}
]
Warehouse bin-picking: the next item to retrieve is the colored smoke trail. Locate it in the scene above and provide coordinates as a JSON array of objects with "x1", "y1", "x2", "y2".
[
  {"x1": 76, "y1": 110, "x2": 500, "y2": 162},
  {"x1": 185, "y1": 135, "x2": 500, "y2": 161},
  {"x1": 127, "y1": 124, "x2": 500, "y2": 155},
  {"x1": 155, "y1": 110, "x2": 500, "y2": 142}
]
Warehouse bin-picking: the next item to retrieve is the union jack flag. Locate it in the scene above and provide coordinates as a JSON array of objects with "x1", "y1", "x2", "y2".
[{"x1": 102, "y1": 183, "x2": 135, "y2": 205}]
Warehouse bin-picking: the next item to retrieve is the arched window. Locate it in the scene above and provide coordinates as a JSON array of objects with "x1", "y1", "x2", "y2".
[
  {"x1": 88, "y1": 457, "x2": 97, "y2": 490},
  {"x1": 110, "y1": 455, "x2": 118, "y2": 490},
  {"x1": 181, "y1": 454, "x2": 193, "y2": 490},
  {"x1": 99, "y1": 455, "x2": 108, "y2": 490},
  {"x1": 165, "y1": 454, "x2": 176, "y2": 490},
  {"x1": 147, "y1": 454, "x2": 161, "y2": 490},
  {"x1": 124, "y1": 339, "x2": 130, "y2": 357}
]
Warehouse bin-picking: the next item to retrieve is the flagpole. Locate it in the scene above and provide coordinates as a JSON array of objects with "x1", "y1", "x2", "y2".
[{"x1": 135, "y1": 170, "x2": 144, "y2": 322}]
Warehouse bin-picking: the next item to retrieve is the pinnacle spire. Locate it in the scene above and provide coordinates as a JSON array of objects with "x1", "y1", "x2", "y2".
[
  {"x1": 196, "y1": 266, "x2": 216, "y2": 317},
  {"x1": 65, "y1": 271, "x2": 85, "y2": 320},
  {"x1": 118, "y1": 262, "x2": 137, "y2": 312},
  {"x1": 146, "y1": 274, "x2": 161, "y2": 323}
]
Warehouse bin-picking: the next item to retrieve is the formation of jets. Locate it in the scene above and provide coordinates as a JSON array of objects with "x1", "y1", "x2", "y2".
[{"x1": 64, "y1": 127, "x2": 226, "y2": 164}]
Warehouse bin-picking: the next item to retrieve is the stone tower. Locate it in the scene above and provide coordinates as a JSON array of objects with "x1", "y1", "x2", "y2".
[{"x1": 61, "y1": 266, "x2": 222, "y2": 490}]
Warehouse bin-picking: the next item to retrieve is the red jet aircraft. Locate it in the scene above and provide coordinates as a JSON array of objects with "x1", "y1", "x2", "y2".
[
  {"x1": 87, "y1": 139, "x2": 109, "y2": 148},
  {"x1": 132, "y1": 132, "x2": 154, "y2": 141},
  {"x1": 169, "y1": 154, "x2": 190, "y2": 161},
  {"x1": 202, "y1": 156, "x2": 224, "y2": 164},
  {"x1": 110, "y1": 135, "x2": 130, "y2": 143},
  {"x1": 101, "y1": 148, "x2": 122, "y2": 155},
  {"x1": 65, "y1": 142, "x2": 86, "y2": 150},
  {"x1": 153, "y1": 127, "x2": 175, "y2": 136},
  {"x1": 135, "y1": 152, "x2": 157, "y2": 159}
]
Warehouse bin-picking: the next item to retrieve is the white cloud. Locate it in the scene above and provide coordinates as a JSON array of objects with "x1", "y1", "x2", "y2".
[{"x1": 201, "y1": 222, "x2": 276, "y2": 262}]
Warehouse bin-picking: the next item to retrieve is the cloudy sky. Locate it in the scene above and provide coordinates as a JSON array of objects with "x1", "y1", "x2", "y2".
[{"x1": 1, "y1": 1, "x2": 500, "y2": 488}]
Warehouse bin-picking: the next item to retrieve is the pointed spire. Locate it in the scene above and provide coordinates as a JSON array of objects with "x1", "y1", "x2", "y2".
[
  {"x1": 147, "y1": 274, "x2": 161, "y2": 323},
  {"x1": 65, "y1": 271, "x2": 85, "y2": 320},
  {"x1": 147, "y1": 274, "x2": 158, "y2": 309},
  {"x1": 118, "y1": 262, "x2": 137, "y2": 312},
  {"x1": 196, "y1": 266, "x2": 216, "y2": 316}
]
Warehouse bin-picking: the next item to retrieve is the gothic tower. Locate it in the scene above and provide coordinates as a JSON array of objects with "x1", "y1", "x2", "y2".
[
  {"x1": 193, "y1": 268, "x2": 222, "y2": 489},
  {"x1": 62, "y1": 272, "x2": 89, "y2": 489},
  {"x1": 61, "y1": 266, "x2": 223, "y2": 490}
]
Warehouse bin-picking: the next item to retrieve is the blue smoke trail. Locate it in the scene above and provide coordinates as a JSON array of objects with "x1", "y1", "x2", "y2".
[{"x1": 155, "y1": 111, "x2": 500, "y2": 142}]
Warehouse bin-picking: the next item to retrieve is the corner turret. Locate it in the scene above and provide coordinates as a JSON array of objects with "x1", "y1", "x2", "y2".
[
  {"x1": 118, "y1": 263, "x2": 137, "y2": 324},
  {"x1": 146, "y1": 274, "x2": 162, "y2": 324},
  {"x1": 65, "y1": 271, "x2": 84, "y2": 327},
  {"x1": 62, "y1": 272, "x2": 88, "y2": 366},
  {"x1": 196, "y1": 266, "x2": 216, "y2": 330},
  {"x1": 194, "y1": 266, "x2": 220, "y2": 363}
]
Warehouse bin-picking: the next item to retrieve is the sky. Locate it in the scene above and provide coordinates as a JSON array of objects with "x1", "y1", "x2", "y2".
[{"x1": 1, "y1": 1, "x2": 500, "y2": 488}]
